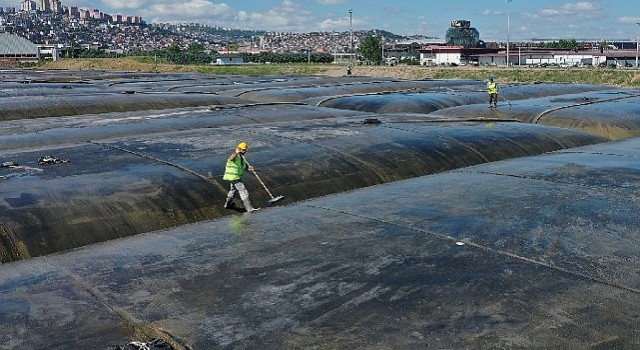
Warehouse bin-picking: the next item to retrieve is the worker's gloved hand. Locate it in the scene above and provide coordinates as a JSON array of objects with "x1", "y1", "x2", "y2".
[{"x1": 248, "y1": 165, "x2": 254, "y2": 172}]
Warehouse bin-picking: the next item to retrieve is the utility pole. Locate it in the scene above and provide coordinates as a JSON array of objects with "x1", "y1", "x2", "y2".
[
  {"x1": 518, "y1": 46, "x2": 521, "y2": 66},
  {"x1": 506, "y1": 0, "x2": 512, "y2": 67}
]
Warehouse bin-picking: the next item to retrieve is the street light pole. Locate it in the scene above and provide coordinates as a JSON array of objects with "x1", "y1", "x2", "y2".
[
  {"x1": 153, "y1": 38, "x2": 158, "y2": 72},
  {"x1": 348, "y1": 9, "x2": 353, "y2": 58},
  {"x1": 636, "y1": 22, "x2": 640, "y2": 68},
  {"x1": 506, "y1": 0, "x2": 512, "y2": 67},
  {"x1": 381, "y1": 36, "x2": 384, "y2": 65}
]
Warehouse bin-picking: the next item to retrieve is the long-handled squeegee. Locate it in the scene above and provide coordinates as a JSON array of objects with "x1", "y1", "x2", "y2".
[
  {"x1": 499, "y1": 94, "x2": 512, "y2": 106},
  {"x1": 249, "y1": 167, "x2": 286, "y2": 205}
]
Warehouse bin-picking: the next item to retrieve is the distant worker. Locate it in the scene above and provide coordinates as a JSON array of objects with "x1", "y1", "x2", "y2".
[
  {"x1": 223, "y1": 142, "x2": 260, "y2": 212},
  {"x1": 347, "y1": 65, "x2": 352, "y2": 76},
  {"x1": 487, "y1": 75, "x2": 499, "y2": 108}
]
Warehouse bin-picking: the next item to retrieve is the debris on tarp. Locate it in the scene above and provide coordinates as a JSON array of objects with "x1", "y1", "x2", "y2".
[
  {"x1": 362, "y1": 118, "x2": 382, "y2": 125},
  {"x1": 38, "y1": 155, "x2": 70, "y2": 165},
  {"x1": 107, "y1": 338, "x2": 175, "y2": 350},
  {"x1": 1, "y1": 161, "x2": 43, "y2": 173}
]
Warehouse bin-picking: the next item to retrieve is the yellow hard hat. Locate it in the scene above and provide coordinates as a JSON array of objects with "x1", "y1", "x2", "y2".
[{"x1": 237, "y1": 142, "x2": 248, "y2": 150}]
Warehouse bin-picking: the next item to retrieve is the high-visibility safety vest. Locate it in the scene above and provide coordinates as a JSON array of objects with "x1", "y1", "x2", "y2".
[
  {"x1": 487, "y1": 82, "x2": 498, "y2": 94},
  {"x1": 223, "y1": 156, "x2": 247, "y2": 181}
]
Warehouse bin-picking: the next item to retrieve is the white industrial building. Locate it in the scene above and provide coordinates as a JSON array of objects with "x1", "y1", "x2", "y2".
[
  {"x1": 419, "y1": 45, "x2": 636, "y2": 68},
  {"x1": 213, "y1": 54, "x2": 244, "y2": 65},
  {"x1": 476, "y1": 50, "x2": 627, "y2": 67},
  {"x1": 0, "y1": 33, "x2": 39, "y2": 63}
]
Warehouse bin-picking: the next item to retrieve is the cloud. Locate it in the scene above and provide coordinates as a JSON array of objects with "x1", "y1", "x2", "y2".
[
  {"x1": 101, "y1": 0, "x2": 147, "y2": 10},
  {"x1": 318, "y1": 18, "x2": 346, "y2": 30},
  {"x1": 316, "y1": 0, "x2": 348, "y2": 4},
  {"x1": 236, "y1": 10, "x2": 289, "y2": 28},
  {"x1": 539, "y1": 1, "x2": 602, "y2": 19},
  {"x1": 514, "y1": 0, "x2": 605, "y2": 38},
  {"x1": 128, "y1": 0, "x2": 317, "y2": 31},
  {"x1": 618, "y1": 16, "x2": 640, "y2": 25},
  {"x1": 521, "y1": 12, "x2": 540, "y2": 20},
  {"x1": 483, "y1": 9, "x2": 502, "y2": 16},
  {"x1": 317, "y1": 17, "x2": 364, "y2": 31},
  {"x1": 233, "y1": 0, "x2": 314, "y2": 31},
  {"x1": 142, "y1": 0, "x2": 232, "y2": 20}
]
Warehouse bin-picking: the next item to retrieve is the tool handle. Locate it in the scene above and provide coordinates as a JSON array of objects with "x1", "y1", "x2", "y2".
[
  {"x1": 245, "y1": 158, "x2": 275, "y2": 199},
  {"x1": 250, "y1": 169, "x2": 275, "y2": 199},
  {"x1": 499, "y1": 95, "x2": 512, "y2": 105}
]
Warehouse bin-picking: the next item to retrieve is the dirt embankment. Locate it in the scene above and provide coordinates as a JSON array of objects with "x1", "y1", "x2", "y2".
[
  {"x1": 35, "y1": 58, "x2": 640, "y2": 86},
  {"x1": 39, "y1": 58, "x2": 208, "y2": 74},
  {"x1": 314, "y1": 65, "x2": 435, "y2": 79},
  {"x1": 38, "y1": 58, "x2": 446, "y2": 80}
]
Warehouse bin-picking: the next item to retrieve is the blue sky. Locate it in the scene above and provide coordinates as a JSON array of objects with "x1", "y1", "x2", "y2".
[{"x1": 4, "y1": 0, "x2": 640, "y2": 41}]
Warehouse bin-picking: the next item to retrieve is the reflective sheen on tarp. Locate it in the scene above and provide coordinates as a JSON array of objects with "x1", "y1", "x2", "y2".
[{"x1": 1, "y1": 69, "x2": 640, "y2": 349}]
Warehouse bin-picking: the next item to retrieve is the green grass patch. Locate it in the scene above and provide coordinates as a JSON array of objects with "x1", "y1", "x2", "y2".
[{"x1": 39, "y1": 58, "x2": 640, "y2": 87}]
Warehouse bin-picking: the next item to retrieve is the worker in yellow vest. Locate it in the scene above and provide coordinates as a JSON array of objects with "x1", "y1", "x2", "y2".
[
  {"x1": 223, "y1": 142, "x2": 260, "y2": 212},
  {"x1": 487, "y1": 75, "x2": 499, "y2": 108}
]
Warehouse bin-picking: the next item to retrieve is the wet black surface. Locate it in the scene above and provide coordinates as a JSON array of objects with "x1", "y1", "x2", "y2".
[
  {"x1": 0, "y1": 115, "x2": 606, "y2": 261},
  {"x1": 2, "y1": 139, "x2": 640, "y2": 349},
  {"x1": 434, "y1": 89, "x2": 640, "y2": 139},
  {"x1": 1, "y1": 69, "x2": 640, "y2": 349}
]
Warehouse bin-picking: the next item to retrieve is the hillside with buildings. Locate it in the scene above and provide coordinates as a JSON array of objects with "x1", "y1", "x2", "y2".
[
  {"x1": 1, "y1": 0, "x2": 639, "y2": 70},
  {"x1": 1, "y1": 0, "x2": 429, "y2": 58}
]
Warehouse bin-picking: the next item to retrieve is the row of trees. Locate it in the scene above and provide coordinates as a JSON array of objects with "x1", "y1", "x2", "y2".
[
  {"x1": 57, "y1": 35, "x2": 629, "y2": 67},
  {"x1": 70, "y1": 35, "x2": 391, "y2": 65},
  {"x1": 130, "y1": 43, "x2": 215, "y2": 64},
  {"x1": 76, "y1": 44, "x2": 335, "y2": 65},
  {"x1": 538, "y1": 39, "x2": 582, "y2": 50},
  {"x1": 538, "y1": 39, "x2": 615, "y2": 53},
  {"x1": 240, "y1": 52, "x2": 333, "y2": 64}
]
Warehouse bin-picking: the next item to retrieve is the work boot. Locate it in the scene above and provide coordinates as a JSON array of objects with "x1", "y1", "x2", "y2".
[
  {"x1": 243, "y1": 199, "x2": 260, "y2": 213},
  {"x1": 223, "y1": 198, "x2": 234, "y2": 209}
]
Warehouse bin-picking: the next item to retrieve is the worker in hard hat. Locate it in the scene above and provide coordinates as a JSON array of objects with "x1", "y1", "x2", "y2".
[
  {"x1": 223, "y1": 142, "x2": 260, "y2": 212},
  {"x1": 487, "y1": 75, "x2": 499, "y2": 108}
]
